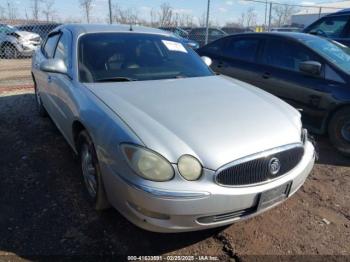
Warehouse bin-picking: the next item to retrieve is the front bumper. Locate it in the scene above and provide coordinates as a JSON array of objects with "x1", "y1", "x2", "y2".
[
  {"x1": 16, "y1": 42, "x2": 40, "y2": 57},
  {"x1": 102, "y1": 141, "x2": 315, "y2": 233}
]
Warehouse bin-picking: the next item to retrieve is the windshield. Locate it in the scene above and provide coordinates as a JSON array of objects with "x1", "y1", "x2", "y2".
[
  {"x1": 78, "y1": 33, "x2": 213, "y2": 83},
  {"x1": 0, "y1": 25, "x2": 16, "y2": 34},
  {"x1": 300, "y1": 37, "x2": 350, "y2": 74}
]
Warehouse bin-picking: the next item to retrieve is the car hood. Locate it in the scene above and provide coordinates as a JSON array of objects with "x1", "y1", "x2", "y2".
[
  {"x1": 15, "y1": 30, "x2": 40, "y2": 40},
  {"x1": 85, "y1": 76, "x2": 302, "y2": 170}
]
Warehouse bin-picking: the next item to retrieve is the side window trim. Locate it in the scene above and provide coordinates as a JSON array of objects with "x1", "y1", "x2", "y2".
[
  {"x1": 53, "y1": 30, "x2": 72, "y2": 69},
  {"x1": 42, "y1": 32, "x2": 61, "y2": 58}
]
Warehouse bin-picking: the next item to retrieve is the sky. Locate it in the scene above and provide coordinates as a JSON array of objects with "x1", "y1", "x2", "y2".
[{"x1": 0, "y1": 0, "x2": 348, "y2": 25}]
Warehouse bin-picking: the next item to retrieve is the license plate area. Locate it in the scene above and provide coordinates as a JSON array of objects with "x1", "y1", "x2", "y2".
[{"x1": 258, "y1": 181, "x2": 292, "y2": 210}]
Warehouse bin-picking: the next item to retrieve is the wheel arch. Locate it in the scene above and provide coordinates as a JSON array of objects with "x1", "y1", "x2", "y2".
[{"x1": 72, "y1": 120, "x2": 87, "y2": 152}]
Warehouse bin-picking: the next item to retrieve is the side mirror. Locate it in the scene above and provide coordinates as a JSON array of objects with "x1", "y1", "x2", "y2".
[
  {"x1": 40, "y1": 58, "x2": 68, "y2": 75},
  {"x1": 201, "y1": 56, "x2": 212, "y2": 67},
  {"x1": 299, "y1": 61, "x2": 322, "y2": 76}
]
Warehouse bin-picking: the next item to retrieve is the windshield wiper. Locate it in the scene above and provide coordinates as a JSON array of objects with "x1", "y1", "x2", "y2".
[{"x1": 96, "y1": 77, "x2": 136, "y2": 82}]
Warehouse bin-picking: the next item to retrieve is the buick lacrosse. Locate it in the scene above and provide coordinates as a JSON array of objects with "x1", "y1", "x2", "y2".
[{"x1": 32, "y1": 24, "x2": 315, "y2": 232}]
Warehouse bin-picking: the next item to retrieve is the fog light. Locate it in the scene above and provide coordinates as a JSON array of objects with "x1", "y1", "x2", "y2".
[{"x1": 128, "y1": 202, "x2": 170, "y2": 220}]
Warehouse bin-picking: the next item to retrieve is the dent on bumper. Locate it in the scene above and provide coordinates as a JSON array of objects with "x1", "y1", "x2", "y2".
[{"x1": 102, "y1": 141, "x2": 315, "y2": 233}]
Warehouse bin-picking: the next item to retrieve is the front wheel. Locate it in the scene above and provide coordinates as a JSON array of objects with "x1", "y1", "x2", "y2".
[
  {"x1": 78, "y1": 131, "x2": 110, "y2": 210},
  {"x1": 328, "y1": 107, "x2": 350, "y2": 156}
]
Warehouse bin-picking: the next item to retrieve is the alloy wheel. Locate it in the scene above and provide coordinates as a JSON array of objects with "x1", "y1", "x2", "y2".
[
  {"x1": 81, "y1": 144, "x2": 98, "y2": 198},
  {"x1": 341, "y1": 121, "x2": 350, "y2": 143}
]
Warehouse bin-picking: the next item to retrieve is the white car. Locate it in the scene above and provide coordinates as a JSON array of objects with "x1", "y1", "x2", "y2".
[{"x1": 0, "y1": 24, "x2": 41, "y2": 58}]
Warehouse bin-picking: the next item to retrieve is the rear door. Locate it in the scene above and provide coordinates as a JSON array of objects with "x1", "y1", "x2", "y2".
[{"x1": 212, "y1": 36, "x2": 263, "y2": 87}]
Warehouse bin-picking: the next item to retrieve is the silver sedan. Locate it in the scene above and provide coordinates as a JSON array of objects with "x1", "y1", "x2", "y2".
[{"x1": 31, "y1": 24, "x2": 315, "y2": 233}]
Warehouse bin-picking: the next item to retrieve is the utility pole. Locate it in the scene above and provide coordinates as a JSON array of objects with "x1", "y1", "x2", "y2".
[
  {"x1": 108, "y1": 0, "x2": 113, "y2": 24},
  {"x1": 268, "y1": 2, "x2": 272, "y2": 32},
  {"x1": 264, "y1": 0, "x2": 268, "y2": 31},
  {"x1": 205, "y1": 0, "x2": 210, "y2": 45}
]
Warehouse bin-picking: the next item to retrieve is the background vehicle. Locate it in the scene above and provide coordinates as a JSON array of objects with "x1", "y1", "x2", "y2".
[
  {"x1": 197, "y1": 32, "x2": 350, "y2": 155},
  {"x1": 16, "y1": 23, "x2": 61, "y2": 40},
  {"x1": 188, "y1": 27, "x2": 227, "y2": 47},
  {"x1": 221, "y1": 27, "x2": 253, "y2": 35},
  {"x1": 303, "y1": 9, "x2": 350, "y2": 46},
  {"x1": 271, "y1": 27, "x2": 301, "y2": 32},
  {"x1": 0, "y1": 24, "x2": 41, "y2": 58},
  {"x1": 159, "y1": 27, "x2": 199, "y2": 49},
  {"x1": 32, "y1": 24, "x2": 314, "y2": 232}
]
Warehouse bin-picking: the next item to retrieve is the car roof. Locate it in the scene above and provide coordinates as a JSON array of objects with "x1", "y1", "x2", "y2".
[
  {"x1": 226, "y1": 32, "x2": 322, "y2": 41},
  {"x1": 54, "y1": 24, "x2": 173, "y2": 37},
  {"x1": 327, "y1": 8, "x2": 350, "y2": 16}
]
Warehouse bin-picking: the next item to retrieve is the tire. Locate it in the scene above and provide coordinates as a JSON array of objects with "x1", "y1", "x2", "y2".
[
  {"x1": 3, "y1": 44, "x2": 19, "y2": 59},
  {"x1": 78, "y1": 130, "x2": 110, "y2": 211},
  {"x1": 34, "y1": 80, "x2": 48, "y2": 117},
  {"x1": 328, "y1": 107, "x2": 350, "y2": 156}
]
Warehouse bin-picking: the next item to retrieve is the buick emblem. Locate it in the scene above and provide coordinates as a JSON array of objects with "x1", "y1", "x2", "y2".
[{"x1": 268, "y1": 157, "x2": 281, "y2": 176}]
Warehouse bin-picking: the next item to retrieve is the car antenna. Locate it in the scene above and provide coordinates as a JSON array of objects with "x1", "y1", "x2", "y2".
[{"x1": 129, "y1": 24, "x2": 133, "y2": 31}]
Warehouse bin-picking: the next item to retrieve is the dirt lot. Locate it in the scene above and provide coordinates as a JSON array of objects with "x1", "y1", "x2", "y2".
[
  {"x1": 0, "y1": 87, "x2": 349, "y2": 261},
  {"x1": 0, "y1": 59, "x2": 32, "y2": 87}
]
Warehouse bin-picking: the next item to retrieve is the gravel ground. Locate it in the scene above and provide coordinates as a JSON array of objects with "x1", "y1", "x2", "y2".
[{"x1": 0, "y1": 87, "x2": 349, "y2": 261}]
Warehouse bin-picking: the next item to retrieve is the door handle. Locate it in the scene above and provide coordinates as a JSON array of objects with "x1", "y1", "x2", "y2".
[{"x1": 262, "y1": 72, "x2": 271, "y2": 79}]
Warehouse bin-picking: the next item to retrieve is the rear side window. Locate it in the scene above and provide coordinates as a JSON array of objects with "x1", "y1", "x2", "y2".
[
  {"x1": 223, "y1": 38, "x2": 259, "y2": 62},
  {"x1": 306, "y1": 15, "x2": 349, "y2": 38},
  {"x1": 200, "y1": 38, "x2": 225, "y2": 55},
  {"x1": 262, "y1": 39, "x2": 320, "y2": 72},
  {"x1": 43, "y1": 33, "x2": 60, "y2": 58}
]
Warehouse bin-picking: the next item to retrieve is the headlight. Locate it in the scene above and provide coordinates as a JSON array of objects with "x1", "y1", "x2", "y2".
[
  {"x1": 178, "y1": 155, "x2": 202, "y2": 181},
  {"x1": 301, "y1": 128, "x2": 308, "y2": 144},
  {"x1": 121, "y1": 144, "x2": 174, "y2": 182}
]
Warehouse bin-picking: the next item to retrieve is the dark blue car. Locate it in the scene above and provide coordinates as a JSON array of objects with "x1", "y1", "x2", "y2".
[
  {"x1": 303, "y1": 9, "x2": 350, "y2": 47},
  {"x1": 197, "y1": 32, "x2": 350, "y2": 155}
]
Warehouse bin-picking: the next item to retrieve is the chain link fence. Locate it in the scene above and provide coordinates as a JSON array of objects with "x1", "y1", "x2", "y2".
[{"x1": 0, "y1": 0, "x2": 346, "y2": 87}]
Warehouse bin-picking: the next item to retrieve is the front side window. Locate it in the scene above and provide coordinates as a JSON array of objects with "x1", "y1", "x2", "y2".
[
  {"x1": 306, "y1": 15, "x2": 349, "y2": 38},
  {"x1": 301, "y1": 37, "x2": 350, "y2": 74},
  {"x1": 43, "y1": 33, "x2": 60, "y2": 58},
  {"x1": 78, "y1": 33, "x2": 214, "y2": 83},
  {"x1": 223, "y1": 38, "x2": 260, "y2": 62},
  {"x1": 262, "y1": 39, "x2": 319, "y2": 72}
]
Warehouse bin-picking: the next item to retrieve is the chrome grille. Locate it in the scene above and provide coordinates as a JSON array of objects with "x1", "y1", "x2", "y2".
[{"x1": 215, "y1": 144, "x2": 304, "y2": 186}]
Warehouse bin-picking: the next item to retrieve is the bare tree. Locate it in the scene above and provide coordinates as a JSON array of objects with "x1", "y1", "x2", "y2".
[
  {"x1": 158, "y1": 3, "x2": 173, "y2": 27},
  {"x1": 111, "y1": 4, "x2": 139, "y2": 24},
  {"x1": 272, "y1": 4, "x2": 297, "y2": 27},
  {"x1": 150, "y1": 8, "x2": 158, "y2": 27},
  {"x1": 0, "y1": 4, "x2": 5, "y2": 19},
  {"x1": 79, "y1": 0, "x2": 93, "y2": 23},
  {"x1": 42, "y1": 0, "x2": 55, "y2": 22},
  {"x1": 245, "y1": 8, "x2": 257, "y2": 28},
  {"x1": 238, "y1": 12, "x2": 245, "y2": 27},
  {"x1": 238, "y1": 8, "x2": 257, "y2": 28},
  {"x1": 6, "y1": 1, "x2": 17, "y2": 20},
  {"x1": 31, "y1": 0, "x2": 42, "y2": 21}
]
